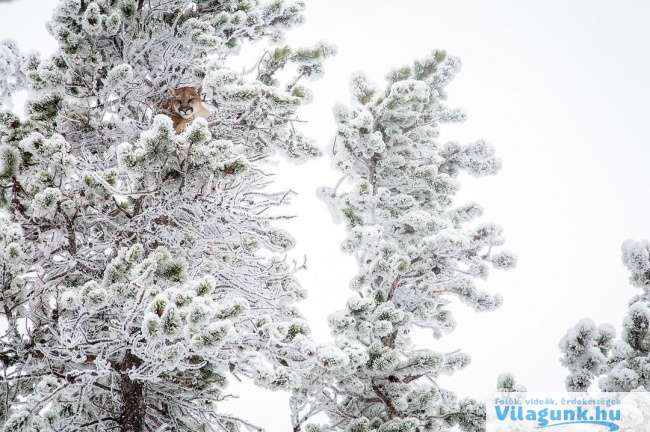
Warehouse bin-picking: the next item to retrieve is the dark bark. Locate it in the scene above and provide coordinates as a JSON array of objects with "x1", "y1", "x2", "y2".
[
  {"x1": 119, "y1": 352, "x2": 145, "y2": 432},
  {"x1": 371, "y1": 379, "x2": 399, "y2": 419}
]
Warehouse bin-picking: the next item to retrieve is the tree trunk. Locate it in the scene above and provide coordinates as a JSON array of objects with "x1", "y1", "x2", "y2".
[{"x1": 119, "y1": 352, "x2": 145, "y2": 432}]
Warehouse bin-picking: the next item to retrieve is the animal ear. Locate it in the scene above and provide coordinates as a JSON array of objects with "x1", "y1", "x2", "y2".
[{"x1": 196, "y1": 86, "x2": 203, "y2": 97}]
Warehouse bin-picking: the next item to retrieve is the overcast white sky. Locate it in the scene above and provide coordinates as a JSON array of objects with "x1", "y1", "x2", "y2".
[{"x1": 2, "y1": 0, "x2": 650, "y2": 429}]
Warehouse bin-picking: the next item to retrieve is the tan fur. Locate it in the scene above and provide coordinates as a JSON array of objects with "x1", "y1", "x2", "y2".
[{"x1": 163, "y1": 86, "x2": 210, "y2": 132}]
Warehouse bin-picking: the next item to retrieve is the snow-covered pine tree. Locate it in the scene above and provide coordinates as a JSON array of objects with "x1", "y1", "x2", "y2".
[
  {"x1": 0, "y1": 1, "x2": 332, "y2": 431},
  {"x1": 291, "y1": 52, "x2": 515, "y2": 432},
  {"x1": 0, "y1": 39, "x2": 25, "y2": 109},
  {"x1": 559, "y1": 239, "x2": 650, "y2": 392}
]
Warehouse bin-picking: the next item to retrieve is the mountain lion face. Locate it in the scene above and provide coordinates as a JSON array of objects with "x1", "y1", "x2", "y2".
[
  {"x1": 163, "y1": 86, "x2": 210, "y2": 132},
  {"x1": 169, "y1": 87, "x2": 203, "y2": 119}
]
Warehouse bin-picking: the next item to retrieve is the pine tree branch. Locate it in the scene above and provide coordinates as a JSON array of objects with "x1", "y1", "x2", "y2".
[{"x1": 371, "y1": 379, "x2": 399, "y2": 419}]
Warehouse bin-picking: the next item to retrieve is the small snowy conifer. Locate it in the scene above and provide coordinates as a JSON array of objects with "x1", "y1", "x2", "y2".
[
  {"x1": 291, "y1": 52, "x2": 514, "y2": 432},
  {"x1": 560, "y1": 240, "x2": 650, "y2": 392}
]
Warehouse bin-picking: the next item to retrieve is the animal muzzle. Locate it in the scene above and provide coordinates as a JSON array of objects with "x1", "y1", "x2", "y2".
[{"x1": 178, "y1": 106, "x2": 194, "y2": 118}]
